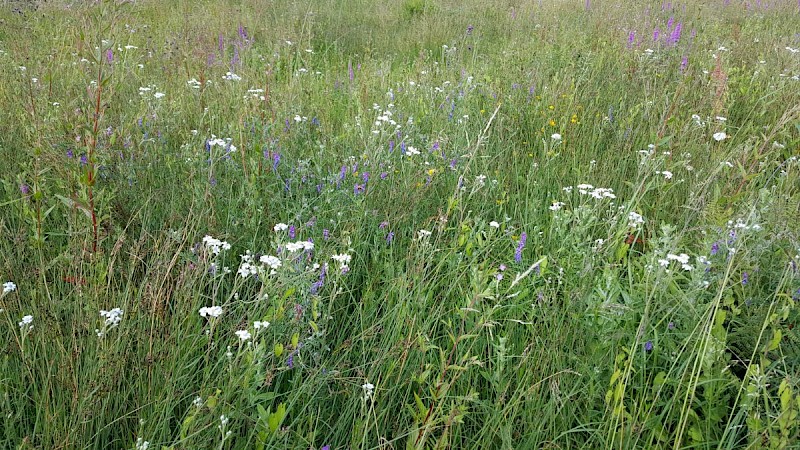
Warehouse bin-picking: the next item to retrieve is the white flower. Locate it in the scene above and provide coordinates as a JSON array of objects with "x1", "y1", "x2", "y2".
[
  {"x1": 331, "y1": 254, "x2": 352, "y2": 265},
  {"x1": 202, "y1": 235, "x2": 231, "y2": 255},
  {"x1": 193, "y1": 397, "x2": 203, "y2": 408},
  {"x1": 199, "y1": 306, "x2": 223, "y2": 318},
  {"x1": 286, "y1": 241, "x2": 314, "y2": 252},
  {"x1": 273, "y1": 223, "x2": 289, "y2": 232},
  {"x1": 405, "y1": 146, "x2": 420, "y2": 156},
  {"x1": 3, "y1": 281, "x2": 17, "y2": 294},
  {"x1": 489, "y1": 221, "x2": 500, "y2": 228},
  {"x1": 362, "y1": 382, "x2": 375, "y2": 399},
  {"x1": 551, "y1": 133, "x2": 562, "y2": 141},
  {"x1": 659, "y1": 170, "x2": 673, "y2": 180},
  {"x1": 628, "y1": 211, "x2": 645, "y2": 228},
  {"x1": 549, "y1": 201, "x2": 565, "y2": 211},
  {"x1": 153, "y1": 92, "x2": 165, "y2": 99},
  {"x1": 235, "y1": 329, "x2": 252, "y2": 341},
  {"x1": 713, "y1": 132, "x2": 727, "y2": 141},
  {"x1": 18, "y1": 315, "x2": 33, "y2": 330},
  {"x1": 222, "y1": 72, "x2": 241, "y2": 81},
  {"x1": 100, "y1": 308, "x2": 123, "y2": 327},
  {"x1": 667, "y1": 253, "x2": 690, "y2": 264},
  {"x1": 417, "y1": 229, "x2": 432, "y2": 240},
  {"x1": 254, "y1": 321, "x2": 270, "y2": 329},
  {"x1": 135, "y1": 438, "x2": 150, "y2": 450},
  {"x1": 260, "y1": 255, "x2": 282, "y2": 270}
]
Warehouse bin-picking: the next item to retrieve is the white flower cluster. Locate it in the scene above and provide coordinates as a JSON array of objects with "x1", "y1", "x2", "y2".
[
  {"x1": 222, "y1": 72, "x2": 241, "y2": 81},
  {"x1": 202, "y1": 235, "x2": 231, "y2": 255},
  {"x1": 568, "y1": 184, "x2": 616, "y2": 199},
  {"x1": 658, "y1": 253, "x2": 693, "y2": 271},
  {"x1": 19, "y1": 315, "x2": 33, "y2": 331},
  {"x1": 628, "y1": 211, "x2": 645, "y2": 229},
  {"x1": 549, "y1": 201, "x2": 566, "y2": 211},
  {"x1": 3, "y1": 281, "x2": 16, "y2": 294},
  {"x1": 286, "y1": 241, "x2": 314, "y2": 252},
  {"x1": 207, "y1": 135, "x2": 237, "y2": 152},
  {"x1": 199, "y1": 306, "x2": 223, "y2": 319},
  {"x1": 100, "y1": 308, "x2": 123, "y2": 327},
  {"x1": 331, "y1": 253, "x2": 352, "y2": 271},
  {"x1": 728, "y1": 218, "x2": 762, "y2": 232}
]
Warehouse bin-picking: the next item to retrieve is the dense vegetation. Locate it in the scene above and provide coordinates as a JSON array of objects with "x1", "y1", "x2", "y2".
[{"x1": 1, "y1": 0, "x2": 799, "y2": 448}]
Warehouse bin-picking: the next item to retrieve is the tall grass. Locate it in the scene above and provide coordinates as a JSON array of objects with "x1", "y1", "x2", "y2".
[{"x1": 1, "y1": 0, "x2": 798, "y2": 448}]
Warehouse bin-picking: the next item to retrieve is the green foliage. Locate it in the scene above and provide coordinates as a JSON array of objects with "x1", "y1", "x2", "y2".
[{"x1": 0, "y1": 0, "x2": 798, "y2": 449}]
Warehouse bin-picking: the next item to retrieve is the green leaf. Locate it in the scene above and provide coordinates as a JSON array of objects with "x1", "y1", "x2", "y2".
[
  {"x1": 267, "y1": 403, "x2": 286, "y2": 432},
  {"x1": 274, "y1": 343, "x2": 284, "y2": 358}
]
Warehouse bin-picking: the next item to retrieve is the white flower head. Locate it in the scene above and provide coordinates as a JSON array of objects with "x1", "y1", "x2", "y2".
[
  {"x1": 331, "y1": 254, "x2": 352, "y2": 265},
  {"x1": 254, "y1": 320, "x2": 270, "y2": 329},
  {"x1": 417, "y1": 229, "x2": 432, "y2": 240},
  {"x1": 489, "y1": 221, "x2": 500, "y2": 228},
  {"x1": 100, "y1": 308, "x2": 123, "y2": 327},
  {"x1": 199, "y1": 306, "x2": 223, "y2": 319},
  {"x1": 549, "y1": 201, "x2": 565, "y2": 211},
  {"x1": 362, "y1": 382, "x2": 375, "y2": 399},
  {"x1": 273, "y1": 223, "x2": 289, "y2": 232},
  {"x1": 551, "y1": 133, "x2": 562, "y2": 141},
  {"x1": 260, "y1": 255, "x2": 282, "y2": 270},
  {"x1": 713, "y1": 132, "x2": 727, "y2": 141},
  {"x1": 235, "y1": 329, "x2": 252, "y2": 341},
  {"x1": 3, "y1": 281, "x2": 17, "y2": 294},
  {"x1": 18, "y1": 314, "x2": 33, "y2": 330}
]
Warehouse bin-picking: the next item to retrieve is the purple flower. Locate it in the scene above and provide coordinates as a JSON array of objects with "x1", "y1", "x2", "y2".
[
  {"x1": 386, "y1": 231, "x2": 394, "y2": 244},
  {"x1": 514, "y1": 232, "x2": 527, "y2": 263},
  {"x1": 466, "y1": 25, "x2": 474, "y2": 35},
  {"x1": 287, "y1": 353, "x2": 294, "y2": 369},
  {"x1": 80, "y1": 154, "x2": 88, "y2": 166},
  {"x1": 322, "y1": 229, "x2": 330, "y2": 241},
  {"x1": 362, "y1": 172, "x2": 370, "y2": 183},
  {"x1": 67, "y1": 149, "x2": 74, "y2": 158},
  {"x1": 711, "y1": 241, "x2": 720, "y2": 256},
  {"x1": 668, "y1": 322, "x2": 675, "y2": 330},
  {"x1": 680, "y1": 55, "x2": 688, "y2": 72},
  {"x1": 20, "y1": 184, "x2": 30, "y2": 195},
  {"x1": 379, "y1": 221, "x2": 388, "y2": 229},
  {"x1": 742, "y1": 272, "x2": 749, "y2": 286},
  {"x1": 627, "y1": 31, "x2": 636, "y2": 48},
  {"x1": 322, "y1": 446, "x2": 330, "y2": 450},
  {"x1": 273, "y1": 153, "x2": 281, "y2": 171},
  {"x1": 354, "y1": 184, "x2": 365, "y2": 195},
  {"x1": 339, "y1": 165, "x2": 347, "y2": 180},
  {"x1": 389, "y1": 140, "x2": 395, "y2": 152},
  {"x1": 289, "y1": 225, "x2": 296, "y2": 239},
  {"x1": 106, "y1": 49, "x2": 113, "y2": 63},
  {"x1": 380, "y1": 172, "x2": 388, "y2": 180},
  {"x1": 450, "y1": 159, "x2": 457, "y2": 170},
  {"x1": 653, "y1": 28, "x2": 660, "y2": 41},
  {"x1": 644, "y1": 341, "x2": 653, "y2": 352},
  {"x1": 348, "y1": 60, "x2": 354, "y2": 82}
]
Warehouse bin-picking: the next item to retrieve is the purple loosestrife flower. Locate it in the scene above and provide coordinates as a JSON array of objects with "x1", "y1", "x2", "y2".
[
  {"x1": 627, "y1": 31, "x2": 636, "y2": 48},
  {"x1": 670, "y1": 22, "x2": 682, "y2": 45},
  {"x1": 515, "y1": 232, "x2": 527, "y2": 263},
  {"x1": 653, "y1": 28, "x2": 660, "y2": 42}
]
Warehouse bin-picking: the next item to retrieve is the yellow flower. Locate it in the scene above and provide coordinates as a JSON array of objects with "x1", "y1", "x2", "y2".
[
  {"x1": 548, "y1": 105, "x2": 555, "y2": 110},
  {"x1": 549, "y1": 119, "x2": 556, "y2": 127}
]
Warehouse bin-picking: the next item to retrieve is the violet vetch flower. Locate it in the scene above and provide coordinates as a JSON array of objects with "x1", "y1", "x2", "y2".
[
  {"x1": 742, "y1": 272, "x2": 749, "y2": 286},
  {"x1": 289, "y1": 225, "x2": 296, "y2": 239},
  {"x1": 711, "y1": 241, "x2": 720, "y2": 256},
  {"x1": 386, "y1": 231, "x2": 394, "y2": 244},
  {"x1": 389, "y1": 140, "x2": 395, "y2": 152},
  {"x1": 80, "y1": 154, "x2": 88, "y2": 166},
  {"x1": 515, "y1": 232, "x2": 527, "y2": 263}
]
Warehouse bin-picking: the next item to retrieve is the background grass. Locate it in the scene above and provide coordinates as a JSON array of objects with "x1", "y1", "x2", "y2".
[{"x1": 0, "y1": 0, "x2": 799, "y2": 449}]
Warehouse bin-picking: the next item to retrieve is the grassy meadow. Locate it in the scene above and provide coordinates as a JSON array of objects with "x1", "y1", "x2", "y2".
[{"x1": 1, "y1": 0, "x2": 799, "y2": 448}]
